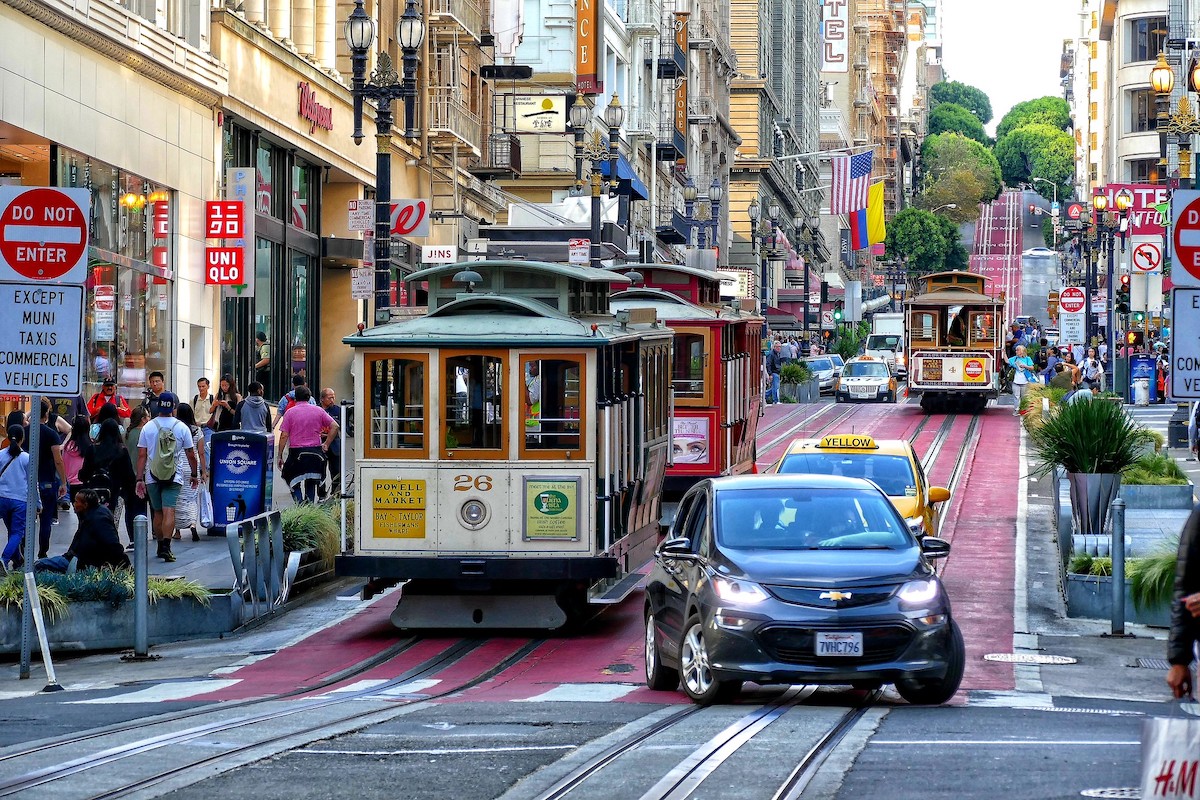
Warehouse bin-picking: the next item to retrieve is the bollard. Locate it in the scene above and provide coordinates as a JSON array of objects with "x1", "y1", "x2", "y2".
[
  {"x1": 133, "y1": 515, "x2": 150, "y2": 658},
  {"x1": 1111, "y1": 497, "x2": 1126, "y2": 636}
]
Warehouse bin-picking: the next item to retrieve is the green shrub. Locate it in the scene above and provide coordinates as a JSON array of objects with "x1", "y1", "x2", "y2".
[
  {"x1": 1128, "y1": 543, "x2": 1178, "y2": 612},
  {"x1": 1027, "y1": 398, "x2": 1155, "y2": 477},
  {"x1": 0, "y1": 573, "x2": 67, "y2": 622},
  {"x1": 1123, "y1": 454, "x2": 1189, "y2": 486},
  {"x1": 780, "y1": 362, "x2": 811, "y2": 384},
  {"x1": 0, "y1": 568, "x2": 210, "y2": 620},
  {"x1": 281, "y1": 503, "x2": 340, "y2": 563}
]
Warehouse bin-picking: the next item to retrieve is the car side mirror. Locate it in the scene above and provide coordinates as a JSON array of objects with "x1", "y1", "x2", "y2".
[
  {"x1": 658, "y1": 536, "x2": 695, "y2": 559},
  {"x1": 920, "y1": 536, "x2": 951, "y2": 559},
  {"x1": 928, "y1": 486, "x2": 951, "y2": 503}
]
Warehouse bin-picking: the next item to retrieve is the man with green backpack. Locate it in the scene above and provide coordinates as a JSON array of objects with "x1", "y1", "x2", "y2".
[{"x1": 133, "y1": 393, "x2": 199, "y2": 562}]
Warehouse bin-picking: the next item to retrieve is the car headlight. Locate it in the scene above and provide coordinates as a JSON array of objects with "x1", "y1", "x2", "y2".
[
  {"x1": 897, "y1": 578, "x2": 939, "y2": 606},
  {"x1": 713, "y1": 576, "x2": 770, "y2": 605},
  {"x1": 905, "y1": 516, "x2": 925, "y2": 534}
]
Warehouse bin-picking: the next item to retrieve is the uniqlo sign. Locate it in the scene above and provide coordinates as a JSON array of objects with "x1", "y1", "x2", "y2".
[
  {"x1": 152, "y1": 201, "x2": 169, "y2": 237},
  {"x1": 205, "y1": 201, "x2": 244, "y2": 238},
  {"x1": 205, "y1": 247, "x2": 245, "y2": 285}
]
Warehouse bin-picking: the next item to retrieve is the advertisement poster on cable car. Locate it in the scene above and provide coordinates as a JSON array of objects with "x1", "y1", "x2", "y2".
[
  {"x1": 523, "y1": 476, "x2": 581, "y2": 540},
  {"x1": 672, "y1": 416, "x2": 712, "y2": 466},
  {"x1": 209, "y1": 430, "x2": 273, "y2": 533}
]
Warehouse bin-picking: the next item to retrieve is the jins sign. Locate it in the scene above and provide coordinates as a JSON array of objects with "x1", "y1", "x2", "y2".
[{"x1": 298, "y1": 82, "x2": 333, "y2": 134}]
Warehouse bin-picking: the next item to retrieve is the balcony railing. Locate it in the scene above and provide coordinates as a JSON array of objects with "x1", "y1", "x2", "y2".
[
  {"x1": 625, "y1": 102, "x2": 660, "y2": 136},
  {"x1": 430, "y1": 0, "x2": 485, "y2": 41},
  {"x1": 428, "y1": 89, "x2": 483, "y2": 152},
  {"x1": 625, "y1": 0, "x2": 661, "y2": 32}
]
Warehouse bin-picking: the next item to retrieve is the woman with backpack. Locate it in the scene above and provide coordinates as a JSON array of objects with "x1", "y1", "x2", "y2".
[
  {"x1": 0, "y1": 425, "x2": 30, "y2": 570},
  {"x1": 172, "y1": 403, "x2": 208, "y2": 542},
  {"x1": 61, "y1": 414, "x2": 93, "y2": 503},
  {"x1": 80, "y1": 419, "x2": 136, "y2": 519}
]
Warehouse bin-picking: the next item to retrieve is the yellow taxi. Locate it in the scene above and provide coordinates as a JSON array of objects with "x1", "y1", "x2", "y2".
[
  {"x1": 833, "y1": 355, "x2": 899, "y2": 404},
  {"x1": 767, "y1": 434, "x2": 951, "y2": 536}
]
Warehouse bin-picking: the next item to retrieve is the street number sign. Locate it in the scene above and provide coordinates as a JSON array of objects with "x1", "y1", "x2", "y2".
[
  {"x1": 1058, "y1": 286, "x2": 1086, "y2": 314},
  {"x1": 1132, "y1": 241, "x2": 1162, "y2": 273},
  {"x1": 1170, "y1": 189, "x2": 1200, "y2": 286},
  {"x1": 0, "y1": 187, "x2": 90, "y2": 284}
]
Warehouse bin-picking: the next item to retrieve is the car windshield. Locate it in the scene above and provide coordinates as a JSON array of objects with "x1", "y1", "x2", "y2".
[
  {"x1": 829, "y1": 355, "x2": 844, "y2": 367},
  {"x1": 842, "y1": 362, "x2": 889, "y2": 378},
  {"x1": 806, "y1": 358, "x2": 834, "y2": 371},
  {"x1": 866, "y1": 335, "x2": 901, "y2": 351},
  {"x1": 776, "y1": 452, "x2": 916, "y2": 497},
  {"x1": 716, "y1": 488, "x2": 912, "y2": 550}
]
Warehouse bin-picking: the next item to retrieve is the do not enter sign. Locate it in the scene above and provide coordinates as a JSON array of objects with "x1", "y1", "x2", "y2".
[
  {"x1": 1171, "y1": 189, "x2": 1200, "y2": 287},
  {"x1": 0, "y1": 187, "x2": 90, "y2": 284},
  {"x1": 1059, "y1": 286, "x2": 1086, "y2": 313}
]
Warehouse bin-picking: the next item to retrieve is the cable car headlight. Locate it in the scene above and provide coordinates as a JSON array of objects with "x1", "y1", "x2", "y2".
[{"x1": 460, "y1": 499, "x2": 488, "y2": 529}]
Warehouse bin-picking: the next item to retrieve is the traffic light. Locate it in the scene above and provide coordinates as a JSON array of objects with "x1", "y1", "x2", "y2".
[
  {"x1": 832, "y1": 307, "x2": 844, "y2": 322},
  {"x1": 1117, "y1": 274, "x2": 1130, "y2": 314},
  {"x1": 1133, "y1": 311, "x2": 1145, "y2": 323},
  {"x1": 1126, "y1": 330, "x2": 1144, "y2": 347}
]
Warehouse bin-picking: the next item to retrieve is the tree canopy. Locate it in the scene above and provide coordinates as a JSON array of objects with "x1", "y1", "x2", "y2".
[
  {"x1": 885, "y1": 208, "x2": 950, "y2": 273},
  {"x1": 995, "y1": 96, "x2": 1071, "y2": 140},
  {"x1": 918, "y1": 132, "x2": 1003, "y2": 221},
  {"x1": 929, "y1": 81, "x2": 993, "y2": 124},
  {"x1": 993, "y1": 122, "x2": 1075, "y2": 201},
  {"x1": 935, "y1": 214, "x2": 970, "y2": 271},
  {"x1": 927, "y1": 103, "x2": 990, "y2": 146}
]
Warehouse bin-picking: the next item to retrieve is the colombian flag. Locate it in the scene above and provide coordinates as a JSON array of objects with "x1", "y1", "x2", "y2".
[{"x1": 849, "y1": 181, "x2": 886, "y2": 250}]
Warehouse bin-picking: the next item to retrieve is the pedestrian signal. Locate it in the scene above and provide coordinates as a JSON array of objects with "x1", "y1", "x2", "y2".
[
  {"x1": 822, "y1": 330, "x2": 832, "y2": 341},
  {"x1": 1126, "y1": 331, "x2": 1144, "y2": 347}
]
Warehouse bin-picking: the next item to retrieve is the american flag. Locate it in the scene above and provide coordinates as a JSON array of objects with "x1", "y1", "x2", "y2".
[{"x1": 830, "y1": 151, "x2": 873, "y2": 214}]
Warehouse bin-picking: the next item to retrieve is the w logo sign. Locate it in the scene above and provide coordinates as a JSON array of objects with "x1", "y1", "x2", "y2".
[{"x1": 390, "y1": 200, "x2": 430, "y2": 237}]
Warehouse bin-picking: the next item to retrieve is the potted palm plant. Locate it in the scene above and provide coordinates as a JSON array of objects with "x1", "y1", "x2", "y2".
[
  {"x1": 1027, "y1": 398, "x2": 1154, "y2": 536},
  {"x1": 780, "y1": 362, "x2": 813, "y2": 403}
]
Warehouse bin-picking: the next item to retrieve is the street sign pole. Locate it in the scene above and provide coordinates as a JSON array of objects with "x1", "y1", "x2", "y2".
[{"x1": 19, "y1": 395, "x2": 40, "y2": 679}]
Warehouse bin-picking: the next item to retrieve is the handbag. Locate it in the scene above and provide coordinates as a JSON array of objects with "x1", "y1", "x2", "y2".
[
  {"x1": 198, "y1": 486, "x2": 214, "y2": 529},
  {"x1": 1139, "y1": 711, "x2": 1200, "y2": 799}
]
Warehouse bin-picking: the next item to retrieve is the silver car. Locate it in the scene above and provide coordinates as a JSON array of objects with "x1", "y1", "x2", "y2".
[{"x1": 805, "y1": 356, "x2": 837, "y2": 393}]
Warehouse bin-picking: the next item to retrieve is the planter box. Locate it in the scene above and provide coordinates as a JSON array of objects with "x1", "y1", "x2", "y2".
[
  {"x1": 1118, "y1": 482, "x2": 1196, "y2": 510},
  {"x1": 0, "y1": 592, "x2": 245, "y2": 654},
  {"x1": 1065, "y1": 573, "x2": 1171, "y2": 628}
]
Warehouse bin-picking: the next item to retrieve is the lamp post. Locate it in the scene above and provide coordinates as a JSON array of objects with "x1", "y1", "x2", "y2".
[
  {"x1": 345, "y1": 0, "x2": 425, "y2": 322},
  {"x1": 1151, "y1": 52, "x2": 1175, "y2": 186},
  {"x1": 931, "y1": 202, "x2": 958, "y2": 214},
  {"x1": 569, "y1": 97, "x2": 592, "y2": 192},
  {"x1": 683, "y1": 176, "x2": 697, "y2": 247},
  {"x1": 748, "y1": 198, "x2": 764, "y2": 318},
  {"x1": 708, "y1": 178, "x2": 723, "y2": 256},
  {"x1": 580, "y1": 95, "x2": 623, "y2": 269},
  {"x1": 767, "y1": 199, "x2": 781, "y2": 320}
]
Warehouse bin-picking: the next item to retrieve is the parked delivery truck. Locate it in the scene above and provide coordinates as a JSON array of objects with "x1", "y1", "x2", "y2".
[{"x1": 865, "y1": 312, "x2": 906, "y2": 377}]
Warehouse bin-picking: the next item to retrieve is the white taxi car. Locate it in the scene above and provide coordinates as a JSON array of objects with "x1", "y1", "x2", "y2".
[{"x1": 833, "y1": 355, "x2": 898, "y2": 403}]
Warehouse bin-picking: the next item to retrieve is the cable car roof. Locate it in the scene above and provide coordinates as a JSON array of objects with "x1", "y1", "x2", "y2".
[
  {"x1": 612, "y1": 262, "x2": 723, "y2": 284},
  {"x1": 907, "y1": 288, "x2": 1002, "y2": 306},
  {"x1": 610, "y1": 288, "x2": 719, "y2": 321},
  {"x1": 406, "y1": 259, "x2": 632, "y2": 285},
  {"x1": 344, "y1": 293, "x2": 659, "y2": 347}
]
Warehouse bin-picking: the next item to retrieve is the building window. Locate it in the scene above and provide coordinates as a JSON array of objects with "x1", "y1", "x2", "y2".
[
  {"x1": 1090, "y1": 71, "x2": 1098, "y2": 90},
  {"x1": 1128, "y1": 158, "x2": 1158, "y2": 183},
  {"x1": 1128, "y1": 88, "x2": 1157, "y2": 132},
  {"x1": 1128, "y1": 17, "x2": 1167, "y2": 64}
]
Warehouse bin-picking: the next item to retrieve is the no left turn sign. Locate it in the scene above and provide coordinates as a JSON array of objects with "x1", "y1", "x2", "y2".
[
  {"x1": 1132, "y1": 241, "x2": 1162, "y2": 272},
  {"x1": 0, "y1": 187, "x2": 90, "y2": 284}
]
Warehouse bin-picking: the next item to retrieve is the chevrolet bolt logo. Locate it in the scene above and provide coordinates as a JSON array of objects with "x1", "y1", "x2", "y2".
[{"x1": 819, "y1": 591, "x2": 853, "y2": 601}]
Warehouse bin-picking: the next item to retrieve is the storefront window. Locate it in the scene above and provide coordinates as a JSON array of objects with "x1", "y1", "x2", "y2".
[
  {"x1": 256, "y1": 142, "x2": 273, "y2": 216},
  {"x1": 254, "y1": 238, "x2": 277, "y2": 393},
  {"x1": 290, "y1": 251, "x2": 310, "y2": 379},
  {"x1": 57, "y1": 148, "x2": 166, "y2": 264},
  {"x1": 292, "y1": 160, "x2": 313, "y2": 230}
]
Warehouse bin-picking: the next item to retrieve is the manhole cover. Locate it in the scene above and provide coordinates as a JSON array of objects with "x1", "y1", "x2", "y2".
[
  {"x1": 1136, "y1": 657, "x2": 1171, "y2": 670},
  {"x1": 983, "y1": 653, "x2": 1078, "y2": 665},
  {"x1": 1080, "y1": 789, "x2": 1140, "y2": 799}
]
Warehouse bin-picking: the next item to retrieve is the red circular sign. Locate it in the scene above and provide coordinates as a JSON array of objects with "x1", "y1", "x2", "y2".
[
  {"x1": 0, "y1": 188, "x2": 88, "y2": 281},
  {"x1": 1173, "y1": 195, "x2": 1200, "y2": 283},
  {"x1": 1066, "y1": 203, "x2": 1084, "y2": 220},
  {"x1": 1059, "y1": 286, "x2": 1086, "y2": 313},
  {"x1": 964, "y1": 359, "x2": 984, "y2": 379}
]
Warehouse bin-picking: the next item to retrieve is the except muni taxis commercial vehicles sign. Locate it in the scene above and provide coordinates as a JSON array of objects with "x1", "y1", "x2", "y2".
[
  {"x1": 0, "y1": 283, "x2": 85, "y2": 394},
  {"x1": 1169, "y1": 287, "x2": 1200, "y2": 400}
]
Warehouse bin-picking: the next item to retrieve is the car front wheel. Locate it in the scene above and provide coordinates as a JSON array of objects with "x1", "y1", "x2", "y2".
[
  {"x1": 894, "y1": 619, "x2": 965, "y2": 705},
  {"x1": 679, "y1": 615, "x2": 741, "y2": 705},
  {"x1": 645, "y1": 608, "x2": 679, "y2": 691}
]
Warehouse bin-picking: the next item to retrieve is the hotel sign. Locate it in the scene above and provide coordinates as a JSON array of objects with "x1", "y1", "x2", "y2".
[
  {"x1": 821, "y1": 0, "x2": 848, "y2": 73},
  {"x1": 576, "y1": 0, "x2": 602, "y2": 94}
]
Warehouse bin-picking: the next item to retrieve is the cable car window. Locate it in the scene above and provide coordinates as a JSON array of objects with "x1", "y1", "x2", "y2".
[
  {"x1": 365, "y1": 355, "x2": 427, "y2": 457},
  {"x1": 444, "y1": 354, "x2": 504, "y2": 451},
  {"x1": 909, "y1": 311, "x2": 937, "y2": 346},
  {"x1": 521, "y1": 356, "x2": 584, "y2": 454},
  {"x1": 503, "y1": 271, "x2": 556, "y2": 290},
  {"x1": 673, "y1": 332, "x2": 707, "y2": 402},
  {"x1": 969, "y1": 312, "x2": 998, "y2": 347}
]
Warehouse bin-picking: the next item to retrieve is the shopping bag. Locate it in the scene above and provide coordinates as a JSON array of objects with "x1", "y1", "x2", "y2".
[
  {"x1": 198, "y1": 486, "x2": 214, "y2": 529},
  {"x1": 1140, "y1": 713, "x2": 1200, "y2": 799}
]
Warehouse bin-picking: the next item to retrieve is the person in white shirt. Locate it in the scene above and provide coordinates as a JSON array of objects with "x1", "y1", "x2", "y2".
[{"x1": 134, "y1": 393, "x2": 198, "y2": 563}]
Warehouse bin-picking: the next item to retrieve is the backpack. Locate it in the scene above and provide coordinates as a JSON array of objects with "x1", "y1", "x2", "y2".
[
  {"x1": 84, "y1": 460, "x2": 115, "y2": 504},
  {"x1": 284, "y1": 393, "x2": 299, "y2": 414},
  {"x1": 149, "y1": 420, "x2": 180, "y2": 481}
]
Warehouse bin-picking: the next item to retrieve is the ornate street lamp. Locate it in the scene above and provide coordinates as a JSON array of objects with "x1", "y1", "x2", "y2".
[
  {"x1": 748, "y1": 199, "x2": 766, "y2": 317},
  {"x1": 603, "y1": 94, "x2": 624, "y2": 198},
  {"x1": 683, "y1": 176, "x2": 697, "y2": 246},
  {"x1": 707, "y1": 178, "x2": 723, "y2": 254},
  {"x1": 569, "y1": 97, "x2": 592, "y2": 191},
  {"x1": 1151, "y1": 53, "x2": 1175, "y2": 186},
  {"x1": 345, "y1": 0, "x2": 426, "y2": 321}
]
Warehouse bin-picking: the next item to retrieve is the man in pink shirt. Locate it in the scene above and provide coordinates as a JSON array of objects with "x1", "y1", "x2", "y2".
[{"x1": 277, "y1": 386, "x2": 339, "y2": 503}]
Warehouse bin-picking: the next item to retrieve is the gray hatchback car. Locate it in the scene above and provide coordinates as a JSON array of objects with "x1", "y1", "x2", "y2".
[{"x1": 644, "y1": 474, "x2": 964, "y2": 705}]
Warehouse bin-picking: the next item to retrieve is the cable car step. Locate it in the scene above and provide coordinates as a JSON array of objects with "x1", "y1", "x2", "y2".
[{"x1": 588, "y1": 571, "x2": 645, "y2": 605}]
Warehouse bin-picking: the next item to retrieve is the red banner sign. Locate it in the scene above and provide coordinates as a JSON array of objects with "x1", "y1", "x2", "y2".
[
  {"x1": 204, "y1": 247, "x2": 245, "y2": 285},
  {"x1": 1095, "y1": 183, "x2": 1169, "y2": 236},
  {"x1": 205, "y1": 201, "x2": 244, "y2": 239}
]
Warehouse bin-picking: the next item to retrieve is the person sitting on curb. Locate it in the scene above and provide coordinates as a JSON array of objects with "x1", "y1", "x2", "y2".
[{"x1": 34, "y1": 489, "x2": 130, "y2": 573}]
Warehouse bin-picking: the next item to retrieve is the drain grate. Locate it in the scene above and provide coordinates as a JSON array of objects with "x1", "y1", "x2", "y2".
[
  {"x1": 1136, "y1": 657, "x2": 1171, "y2": 671},
  {"x1": 984, "y1": 652, "x2": 1078, "y2": 665},
  {"x1": 1080, "y1": 789, "x2": 1140, "y2": 799}
]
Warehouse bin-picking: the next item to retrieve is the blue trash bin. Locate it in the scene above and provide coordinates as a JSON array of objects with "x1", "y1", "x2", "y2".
[
  {"x1": 208, "y1": 431, "x2": 274, "y2": 535},
  {"x1": 1129, "y1": 354, "x2": 1158, "y2": 404}
]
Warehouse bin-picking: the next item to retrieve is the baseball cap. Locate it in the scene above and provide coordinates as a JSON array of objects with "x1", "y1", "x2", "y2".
[
  {"x1": 152, "y1": 392, "x2": 178, "y2": 416},
  {"x1": 102, "y1": 378, "x2": 116, "y2": 387}
]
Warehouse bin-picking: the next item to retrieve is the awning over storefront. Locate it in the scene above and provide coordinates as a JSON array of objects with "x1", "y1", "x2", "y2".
[{"x1": 598, "y1": 155, "x2": 651, "y2": 201}]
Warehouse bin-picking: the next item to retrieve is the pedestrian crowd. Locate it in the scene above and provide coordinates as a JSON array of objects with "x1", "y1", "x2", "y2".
[
  {"x1": 763, "y1": 334, "x2": 821, "y2": 405},
  {"x1": 0, "y1": 369, "x2": 344, "y2": 573}
]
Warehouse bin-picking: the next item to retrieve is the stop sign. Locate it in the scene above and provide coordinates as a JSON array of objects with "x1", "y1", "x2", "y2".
[
  {"x1": 0, "y1": 187, "x2": 90, "y2": 283},
  {"x1": 1059, "y1": 286, "x2": 1086, "y2": 313}
]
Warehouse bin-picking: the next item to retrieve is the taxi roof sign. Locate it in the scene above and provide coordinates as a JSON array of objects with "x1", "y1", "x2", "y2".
[{"x1": 818, "y1": 434, "x2": 878, "y2": 450}]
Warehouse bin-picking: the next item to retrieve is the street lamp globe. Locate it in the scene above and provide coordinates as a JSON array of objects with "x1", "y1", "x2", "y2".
[
  {"x1": 768, "y1": 199, "x2": 781, "y2": 222},
  {"x1": 1151, "y1": 52, "x2": 1175, "y2": 96},
  {"x1": 1190, "y1": 57, "x2": 1200, "y2": 93},
  {"x1": 683, "y1": 176, "x2": 697, "y2": 203},
  {"x1": 1093, "y1": 193, "x2": 1108, "y2": 212},
  {"x1": 1115, "y1": 188, "x2": 1134, "y2": 212},
  {"x1": 603, "y1": 94, "x2": 625, "y2": 130},
  {"x1": 708, "y1": 178, "x2": 722, "y2": 204},
  {"x1": 343, "y1": 0, "x2": 375, "y2": 51},
  {"x1": 397, "y1": 0, "x2": 426, "y2": 50},
  {"x1": 747, "y1": 197, "x2": 761, "y2": 223},
  {"x1": 568, "y1": 97, "x2": 591, "y2": 131}
]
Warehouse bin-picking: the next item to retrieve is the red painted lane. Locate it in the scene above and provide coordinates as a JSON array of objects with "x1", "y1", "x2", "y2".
[
  {"x1": 937, "y1": 410, "x2": 1020, "y2": 693},
  {"x1": 754, "y1": 402, "x2": 911, "y2": 470},
  {"x1": 921, "y1": 414, "x2": 974, "y2": 489}
]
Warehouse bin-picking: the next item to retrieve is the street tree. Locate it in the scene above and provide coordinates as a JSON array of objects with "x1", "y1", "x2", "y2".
[
  {"x1": 919, "y1": 132, "x2": 1003, "y2": 220},
  {"x1": 993, "y1": 122, "x2": 1075, "y2": 200},
  {"x1": 995, "y1": 96, "x2": 1071, "y2": 140},
  {"x1": 886, "y1": 208, "x2": 948, "y2": 274},
  {"x1": 929, "y1": 81, "x2": 993, "y2": 124},
  {"x1": 928, "y1": 103, "x2": 990, "y2": 145},
  {"x1": 934, "y1": 214, "x2": 970, "y2": 271}
]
